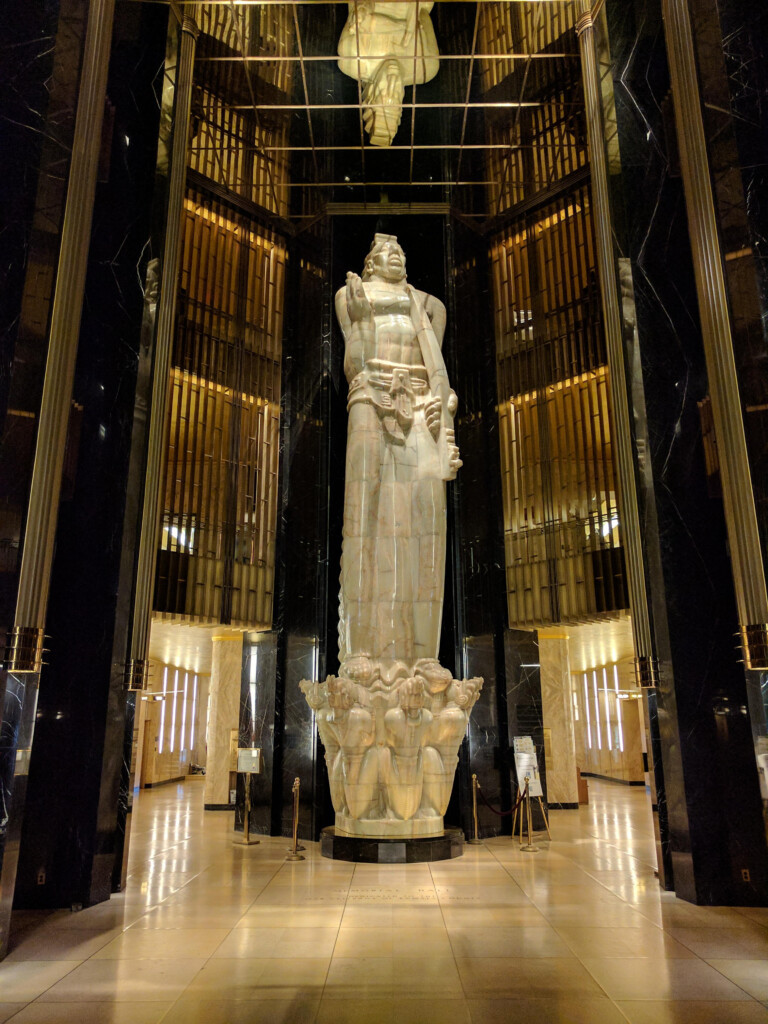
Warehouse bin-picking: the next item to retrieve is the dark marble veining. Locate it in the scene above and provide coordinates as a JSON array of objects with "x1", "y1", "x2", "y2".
[
  {"x1": 602, "y1": 0, "x2": 768, "y2": 904},
  {"x1": 235, "y1": 632, "x2": 278, "y2": 837},
  {"x1": 271, "y1": 226, "x2": 334, "y2": 841}
]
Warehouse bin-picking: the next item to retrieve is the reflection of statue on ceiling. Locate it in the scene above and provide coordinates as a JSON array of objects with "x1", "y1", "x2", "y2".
[{"x1": 338, "y1": 1, "x2": 440, "y2": 147}]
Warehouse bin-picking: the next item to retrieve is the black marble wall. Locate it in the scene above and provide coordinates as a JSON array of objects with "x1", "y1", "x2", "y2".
[
  {"x1": 447, "y1": 216, "x2": 546, "y2": 838},
  {"x1": 270, "y1": 226, "x2": 334, "y2": 841},
  {"x1": 12, "y1": 1, "x2": 171, "y2": 910},
  {"x1": 602, "y1": 0, "x2": 768, "y2": 904},
  {"x1": 236, "y1": 631, "x2": 278, "y2": 836}
]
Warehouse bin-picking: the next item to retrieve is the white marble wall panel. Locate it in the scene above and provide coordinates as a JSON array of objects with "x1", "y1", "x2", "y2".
[
  {"x1": 539, "y1": 632, "x2": 579, "y2": 805},
  {"x1": 204, "y1": 633, "x2": 243, "y2": 806}
]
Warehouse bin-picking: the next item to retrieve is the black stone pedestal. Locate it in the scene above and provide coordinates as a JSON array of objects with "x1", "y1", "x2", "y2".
[{"x1": 320, "y1": 827, "x2": 465, "y2": 863}]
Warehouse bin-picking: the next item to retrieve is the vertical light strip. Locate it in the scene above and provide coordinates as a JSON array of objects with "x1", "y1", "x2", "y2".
[
  {"x1": 190, "y1": 674, "x2": 198, "y2": 750},
  {"x1": 583, "y1": 673, "x2": 592, "y2": 748},
  {"x1": 603, "y1": 667, "x2": 612, "y2": 751},
  {"x1": 592, "y1": 670, "x2": 602, "y2": 749},
  {"x1": 170, "y1": 668, "x2": 179, "y2": 753},
  {"x1": 181, "y1": 672, "x2": 189, "y2": 753},
  {"x1": 159, "y1": 665, "x2": 168, "y2": 754},
  {"x1": 614, "y1": 664, "x2": 624, "y2": 752}
]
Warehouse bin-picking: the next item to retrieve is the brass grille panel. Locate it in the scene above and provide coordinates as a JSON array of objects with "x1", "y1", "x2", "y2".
[
  {"x1": 493, "y1": 186, "x2": 627, "y2": 628},
  {"x1": 156, "y1": 196, "x2": 285, "y2": 627}
]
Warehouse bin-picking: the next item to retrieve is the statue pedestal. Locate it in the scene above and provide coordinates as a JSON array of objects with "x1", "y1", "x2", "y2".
[
  {"x1": 335, "y1": 813, "x2": 444, "y2": 838},
  {"x1": 321, "y1": 826, "x2": 464, "y2": 863}
]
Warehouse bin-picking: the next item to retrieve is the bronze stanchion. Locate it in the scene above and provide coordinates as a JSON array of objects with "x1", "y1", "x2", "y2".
[
  {"x1": 286, "y1": 777, "x2": 305, "y2": 861},
  {"x1": 520, "y1": 777, "x2": 539, "y2": 853},
  {"x1": 234, "y1": 775, "x2": 260, "y2": 847},
  {"x1": 467, "y1": 773, "x2": 483, "y2": 844}
]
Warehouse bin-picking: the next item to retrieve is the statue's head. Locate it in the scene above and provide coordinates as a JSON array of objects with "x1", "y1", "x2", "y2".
[{"x1": 363, "y1": 233, "x2": 406, "y2": 283}]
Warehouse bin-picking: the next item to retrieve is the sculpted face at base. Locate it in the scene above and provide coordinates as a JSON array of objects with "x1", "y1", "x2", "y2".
[{"x1": 300, "y1": 235, "x2": 483, "y2": 838}]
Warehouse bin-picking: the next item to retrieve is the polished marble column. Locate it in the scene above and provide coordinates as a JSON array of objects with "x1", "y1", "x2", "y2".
[
  {"x1": 204, "y1": 634, "x2": 244, "y2": 809},
  {"x1": 0, "y1": 0, "x2": 115, "y2": 960},
  {"x1": 661, "y1": 0, "x2": 768, "y2": 662}
]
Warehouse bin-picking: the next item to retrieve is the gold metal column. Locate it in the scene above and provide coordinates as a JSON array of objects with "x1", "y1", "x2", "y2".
[
  {"x1": 128, "y1": 7, "x2": 199, "y2": 684},
  {"x1": 661, "y1": 0, "x2": 768, "y2": 668},
  {"x1": 10, "y1": 0, "x2": 116, "y2": 663},
  {"x1": 575, "y1": 3, "x2": 658, "y2": 687}
]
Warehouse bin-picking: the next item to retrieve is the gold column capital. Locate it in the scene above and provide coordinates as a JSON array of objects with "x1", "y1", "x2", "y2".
[
  {"x1": 575, "y1": 11, "x2": 594, "y2": 37},
  {"x1": 181, "y1": 15, "x2": 199, "y2": 41}
]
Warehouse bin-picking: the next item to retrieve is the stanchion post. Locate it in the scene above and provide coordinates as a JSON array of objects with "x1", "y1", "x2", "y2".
[
  {"x1": 468, "y1": 773, "x2": 483, "y2": 844},
  {"x1": 234, "y1": 772, "x2": 260, "y2": 846},
  {"x1": 521, "y1": 776, "x2": 539, "y2": 853},
  {"x1": 286, "y1": 777, "x2": 305, "y2": 861}
]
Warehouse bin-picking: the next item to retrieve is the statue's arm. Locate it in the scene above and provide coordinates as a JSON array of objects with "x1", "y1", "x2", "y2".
[
  {"x1": 336, "y1": 276, "x2": 374, "y2": 382},
  {"x1": 423, "y1": 292, "x2": 447, "y2": 348}
]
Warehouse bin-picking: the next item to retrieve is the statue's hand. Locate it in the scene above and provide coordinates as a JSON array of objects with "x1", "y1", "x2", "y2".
[
  {"x1": 424, "y1": 395, "x2": 442, "y2": 440},
  {"x1": 346, "y1": 272, "x2": 372, "y2": 324},
  {"x1": 448, "y1": 444, "x2": 463, "y2": 474}
]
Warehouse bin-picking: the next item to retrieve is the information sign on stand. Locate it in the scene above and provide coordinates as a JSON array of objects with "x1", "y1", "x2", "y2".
[
  {"x1": 513, "y1": 736, "x2": 543, "y2": 797},
  {"x1": 234, "y1": 748, "x2": 262, "y2": 847},
  {"x1": 237, "y1": 748, "x2": 262, "y2": 774}
]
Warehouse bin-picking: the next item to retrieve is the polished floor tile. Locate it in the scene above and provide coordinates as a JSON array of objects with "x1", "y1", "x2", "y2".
[
  {"x1": 704, "y1": 958, "x2": 768, "y2": 1001},
  {"x1": 581, "y1": 956, "x2": 752, "y2": 1001},
  {"x1": 160, "y1": 995, "x2": 321, "y2": 1024},
  {"x1": 5, "y1": 1003, "x2": 172, "y2": 1023},
  {"x1": 0, "y1": 961, "x2": 81, "y2": 1002},
  {"x1": 616, "y1": 1000, "x2": 768, "y2": 1023},
  {"x1": 35, "y1": 958, "x2": 207, "y2": 1002},
  {"x1": 3, "y1": 779, "x2": 768, "y2": 1023},
  {"x1": 467, "y1": 996, "x2": 630, "y2": 1024}
]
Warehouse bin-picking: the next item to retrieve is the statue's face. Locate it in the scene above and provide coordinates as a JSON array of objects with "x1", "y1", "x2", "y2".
[{"x1": 370, "y1": 241, "x2": 406, "y2": 282}]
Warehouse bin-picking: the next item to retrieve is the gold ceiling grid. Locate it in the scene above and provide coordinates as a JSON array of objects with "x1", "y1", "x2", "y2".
[{"x1": 179, "y1": 0, "x2": 581, "y2": 216}]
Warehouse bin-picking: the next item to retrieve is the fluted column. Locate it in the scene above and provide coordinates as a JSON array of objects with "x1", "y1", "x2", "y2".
[
  {"x1": 0, "y1": 0, "x2": 116, "y2": 961},
  {"x1": 661, "y1": 0, "x2": 768, "y2": 668},
  {"x1": 127, "y1": 9, "x2": 200, "y2": 689},
  {"x1": 575, "y1": 4, "x2": 658, "y2": 686},
  {"x1": 10, "y1": 0, "x2": 116, "y2": 661}
]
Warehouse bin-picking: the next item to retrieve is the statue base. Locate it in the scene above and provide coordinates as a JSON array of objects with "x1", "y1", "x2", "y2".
[
  {"x1": 335, "y1": 812, "x2": 444, "y2": 839},
  {"x1": 321, "y1": 826, "x2": 464, "y2": 863}
]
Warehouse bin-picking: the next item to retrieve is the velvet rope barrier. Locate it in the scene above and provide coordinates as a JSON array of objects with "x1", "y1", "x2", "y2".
[{"x1": 476, "y1": 785, "x2": 524, "y2": 818}]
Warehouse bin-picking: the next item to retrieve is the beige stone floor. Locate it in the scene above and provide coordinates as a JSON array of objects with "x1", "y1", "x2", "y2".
[{"x1": 2, "y1": 778, "x2": 768, "y2": 1023}]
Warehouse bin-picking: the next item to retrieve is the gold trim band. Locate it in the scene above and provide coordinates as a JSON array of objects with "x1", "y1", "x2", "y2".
[
  {"x1": 575, "y1": 12, "x2": 594, "y2": 37},
  {"x1": 738, "y1": 624, "x2": 768, "y2": 671},
  {"x1": 124, "y1": 658, "x2": 150, "y2": 691},
  {"x1": 5, "y1": 626, "x2": 46, "y2": 673},
  {"x1": 634, "y1": 655, "x2": 660, "y2": 688}
]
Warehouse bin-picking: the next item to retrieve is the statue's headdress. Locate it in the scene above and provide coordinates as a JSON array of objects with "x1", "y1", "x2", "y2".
[{"x1": 362, "y1": 233, "x2": 405, "y2": 280}]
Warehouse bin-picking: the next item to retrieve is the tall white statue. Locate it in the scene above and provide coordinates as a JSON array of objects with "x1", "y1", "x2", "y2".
[
  {"x1": 337, "y1": 2, "x2": 440, "y2": 147},
  {"x1": 301, "y1": 235, "x2": 482, "y2": 839}
]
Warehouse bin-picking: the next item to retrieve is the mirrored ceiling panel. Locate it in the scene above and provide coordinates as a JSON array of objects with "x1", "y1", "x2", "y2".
[{"x1": 137, "y1": 0, "x2": 581, "y2": 222}]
